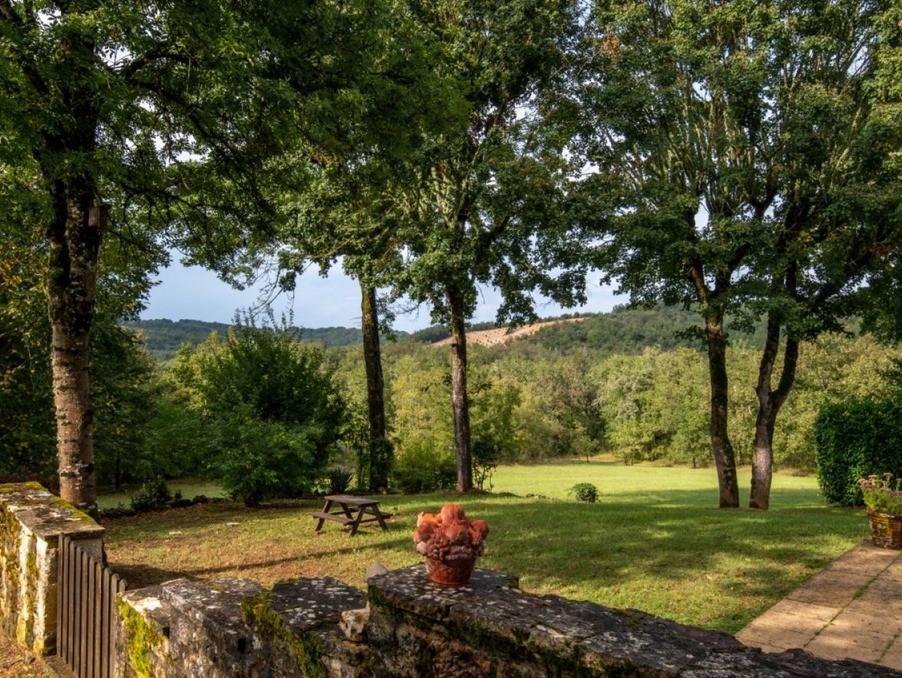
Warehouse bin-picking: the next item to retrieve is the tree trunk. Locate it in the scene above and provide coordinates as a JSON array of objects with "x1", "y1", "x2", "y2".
[
  {"x1": 47, "y1": 199, "x2": 106, "y2": 512},
  {"x1": 359, "y1": 281, "x2": 389, "y2": 492},
  {"x1": 704, "y1": 311, "x2": 740, "y2": 508},
  {"x1": 447, "y1": 288, "x2": 473, "y2": 492},
  {"x1": 750, "y1": 315, "x2": 799, "y2": 510}
]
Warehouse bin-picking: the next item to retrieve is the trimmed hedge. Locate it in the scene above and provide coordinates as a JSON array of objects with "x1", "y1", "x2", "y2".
[{"x1": 814, "y1": 397, "x2": 902, "y2": 506}]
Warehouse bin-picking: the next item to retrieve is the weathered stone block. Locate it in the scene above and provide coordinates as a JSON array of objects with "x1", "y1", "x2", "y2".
[
  {"x1": 0, "y1": 482, "x2": 104, "y2": 655},
  {"x1": 366, "y1": 565, "x2": 901, "y2": 677}
]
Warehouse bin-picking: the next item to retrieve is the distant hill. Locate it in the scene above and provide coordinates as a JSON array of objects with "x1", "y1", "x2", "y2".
[
  {"x1": 530, "y1": 305, "x2": 765, "y2": 354},
  {"x1": 432, "y1": 317, "x2": 588, "y2": 348},
  {"x1": 128, "y1": 306, "x2": 765, "y2": 361},
  {"x1": 124, "y1": 319, "x2": 375, "y2": 360}
]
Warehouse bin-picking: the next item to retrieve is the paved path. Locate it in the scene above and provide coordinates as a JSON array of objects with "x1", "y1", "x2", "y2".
[{"x1": 737, "y1": 540, "x2": 902, "y2": 669}]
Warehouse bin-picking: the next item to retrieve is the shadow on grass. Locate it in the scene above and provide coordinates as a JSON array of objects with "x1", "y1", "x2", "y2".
[
  {"x1": 113, "y1": 534, "x2": 413, "y2": 588},
  {"x1": 103, "y1": 486, "x2": 866, "y2": 630},
  {"x1": 473, "y1": 492, "x2": 862, "y2": 575}
]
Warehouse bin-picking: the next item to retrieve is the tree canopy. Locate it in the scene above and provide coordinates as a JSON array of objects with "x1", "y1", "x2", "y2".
[{"x1": 573, "y1": 0, "x2": 902, "y2": 508}]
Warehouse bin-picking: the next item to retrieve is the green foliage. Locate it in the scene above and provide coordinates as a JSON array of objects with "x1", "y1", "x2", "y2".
[
  {"x1": 858, "y1": 474, "x2": 902, "y2": 515},
  {"x1": 0, "y1": 232, "x2": 160, "y2": 488},
  {"x1": 568, "y1": 483, "x2": 598, "y2": 503},
  {"x1": 471, "y1": 439, "x2": 500, "y2": 491},
  {"x1": 815, "y1": 397, "x2": 902, "y2": 506},
  {"x1": 171, "y1": 322, "x2": 347, "y2": 506},
  {"x1": 327, "y1": 469, "x2": 354, "y2": 496},
  {"x1": 366, "y1": 438, "x2": 395, "y2": 493},
  {"x1": 391, "y1": 441, "x2": 457, "y2": 494},
  {"x1": 535, "y1": 307, "x2": 764, "y2": 354},
  {"x1": 130, "y1": 478, "x2": 172, "y2": 513}
]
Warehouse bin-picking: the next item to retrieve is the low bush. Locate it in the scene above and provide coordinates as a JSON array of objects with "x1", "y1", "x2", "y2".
[
  {"x1": 392, "y1": 443, "x2": 456, "y2": 494},
  {"x1": 815, "y1": 397, "x2": 902, "y2": 505},
  {"x1": 130, "y1": 478, "x2": 172, "y2": 512},
  {"x1": 569, "y1": 482, "x2": 598, "y2": 503},
  {"x1": 327, "y1": 468, "x2": 354, "y2": 495}
]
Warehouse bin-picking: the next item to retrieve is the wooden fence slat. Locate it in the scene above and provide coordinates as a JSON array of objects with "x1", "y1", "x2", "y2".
[
  {"x1": 57, "y1": 537, "x2": 65, "y2": 665},
  {"x1": 100, "y1": 570, "x2": 109, "y2": 678},
  {"x1": 61, "y1": 537, "x2": 75, "y2": 665},
  {"x1": 92, "y1": 559, "x2": 101, "y2": 678},
  {"x1": 86, "y1": 556, "x2": 94, "y2": 677},
  {"x1": 56, "y1": 537, "x2": 127, "y2": 678},
  {"x1": 72, "y1": 543, "x2": 81, "y2": 676},
  {"x1": 80, "y1": 549, "x2": 89, "y2": 678},
  {"x1": 69, "y1": 538, "x2": 77, "y2": 668}
]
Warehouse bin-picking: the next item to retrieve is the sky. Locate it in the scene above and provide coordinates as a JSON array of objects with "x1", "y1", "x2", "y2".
[{"x1": 140, "y1": 255, "x2": 624, "y2": 333}]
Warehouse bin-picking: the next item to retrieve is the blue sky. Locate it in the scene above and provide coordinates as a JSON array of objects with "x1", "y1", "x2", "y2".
[{"x1": 141, "y1": 257, "x2": 623, "y2": 332}]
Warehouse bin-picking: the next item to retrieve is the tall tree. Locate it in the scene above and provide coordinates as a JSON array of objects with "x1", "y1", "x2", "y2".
[
  {"x1": 222, "y1": 0, "x2": 452, "y2": 493},
  {"x1": 0, "y1": 0, "x2": 400, "y2": 510},
  {"x1": 390, "y1": 0, "x2": 586, "y2": 491},
  {"x1": 575, "y1": 0, "x2": 901, "y2": 508}
]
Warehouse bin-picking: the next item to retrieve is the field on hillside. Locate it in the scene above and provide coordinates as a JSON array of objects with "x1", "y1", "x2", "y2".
[{"x1": 102, "y1": 462, "x2": 868, "y2": 634}]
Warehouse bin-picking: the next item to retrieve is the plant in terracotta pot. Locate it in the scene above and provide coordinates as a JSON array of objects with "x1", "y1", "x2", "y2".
[
  {"x1": 413, "y1": 504, "x2": 489, "y2": 585},
  {"x1": 858, "y1": 473, "x2": 902, "y2": 549}
]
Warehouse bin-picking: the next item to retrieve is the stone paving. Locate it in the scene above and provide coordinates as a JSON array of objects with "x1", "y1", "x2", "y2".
[{"x1": 737, "y1": 540, "x2": 902, "y2": 670}]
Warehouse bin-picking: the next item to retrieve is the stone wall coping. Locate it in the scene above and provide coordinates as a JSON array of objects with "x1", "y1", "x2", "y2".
[
  {"x1": 367, "y1": 565, "x2": 901, "y2": 677},
  {"x1": 0, "y1": 483, "x2": 104, "y2": 541}
]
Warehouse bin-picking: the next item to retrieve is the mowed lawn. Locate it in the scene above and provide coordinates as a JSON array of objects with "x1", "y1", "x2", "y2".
[{"x1": 102, "y1": 461, "x2": 868, "y2": 634}]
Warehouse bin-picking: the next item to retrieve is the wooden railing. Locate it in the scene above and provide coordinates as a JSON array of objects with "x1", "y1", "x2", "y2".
[{"x1": 57, "y1": 535, "x2": 127, "y2": 678}]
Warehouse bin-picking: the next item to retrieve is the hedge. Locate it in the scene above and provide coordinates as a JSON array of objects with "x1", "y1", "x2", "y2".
[{"x1": 814, "y1": 396, "x2": 902, "y2": 506}]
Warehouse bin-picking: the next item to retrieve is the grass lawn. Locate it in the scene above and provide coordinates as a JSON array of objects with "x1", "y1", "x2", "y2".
[{"x1": 101, "y1": 460, "x2": 868, "y2": 634}]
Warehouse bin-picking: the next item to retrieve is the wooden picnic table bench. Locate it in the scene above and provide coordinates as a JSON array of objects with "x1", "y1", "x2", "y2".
[{"x1": 312, "y1": 494, "x2": 392, "y2": 535}]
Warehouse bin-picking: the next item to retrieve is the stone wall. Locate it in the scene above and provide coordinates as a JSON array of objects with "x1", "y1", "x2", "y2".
[
  {"x1": 0, "y1": 482, "x2": 104, "y2": 654},
  {"x1": 118, "y1": 565, "x2": 900, "y2": 677}
]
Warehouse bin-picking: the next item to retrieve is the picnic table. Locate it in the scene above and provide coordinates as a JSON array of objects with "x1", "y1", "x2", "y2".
[{"x1": 312, "y1": 494, "x2": 391, "y2": 535}]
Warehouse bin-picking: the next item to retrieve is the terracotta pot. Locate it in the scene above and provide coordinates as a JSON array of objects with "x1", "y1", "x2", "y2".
[
  {"x1": 426, "y1": 557, "x2": 476, "y2": 586},
  {"x1": 867, "y1": 510, "x2": 902, "y2": 549}
]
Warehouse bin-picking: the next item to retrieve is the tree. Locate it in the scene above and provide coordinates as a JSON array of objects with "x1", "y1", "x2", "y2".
[
  {"x1": 576, "y1": 0, "x2": 901, "y2": 508},
  {"x1": 236, "y1": 0, "x2": 453, "y2": 494},
  {"x1": 0, "y1": 0, "x2": 407, "y2": 510},
  {"x1": 170, "y1": 321, "x2": 347, "y2": 506},
  {"x1": 0, "y1": 222, "x2": 160, "y2": 488},
  {"x1": 388, "y1": 0, "x2": 586, "y2": 491}
]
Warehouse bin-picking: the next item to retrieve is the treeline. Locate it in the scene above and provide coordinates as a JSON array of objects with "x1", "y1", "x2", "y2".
[
  {"x1": 374, "y1": 332, "x2": 900, "y2": 489},
  {"x1": 128, "y1": 306, "x2": 764, "y2": 361},
  {"x1": 4, "y1": 305, "x2": 899, "y2": 499},
  {"x1": 126, "y1": 319, "x2": 391, "y2": 360}
]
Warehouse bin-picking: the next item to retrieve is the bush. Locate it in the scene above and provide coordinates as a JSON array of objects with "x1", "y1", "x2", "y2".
[
  {"x1": 172, "y1": 321, "x2": 347, "y2": 506},
  {"x1": 568, "y1": 482, "x2": 598, "y2": 503},
  {"x1": 130, "y1": 478, "x2": 172, "y2": 512},
  {"x1": 218, "y1": 419, "x2": 324, "y2": 506},
  {"x1": 327, "y1": 468, "x2": 354, "y2": 495},
  {"x1": 392, "y1": 443, "x2": 456, "y2": 494},
  {"x1": 472, "y1": 438, "x2": 500, "y2": 491},
  {"x1": 815, "y1": 397, "x2": 902, "y2": 505}
]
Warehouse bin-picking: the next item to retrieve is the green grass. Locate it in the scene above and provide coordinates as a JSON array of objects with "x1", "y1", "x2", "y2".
[
  {"x1": 101, "y1": 461, "x2": 868, "y2": 634},
  {"x1": 97, "y1": 479, "x2": 227, "y2": 510}
]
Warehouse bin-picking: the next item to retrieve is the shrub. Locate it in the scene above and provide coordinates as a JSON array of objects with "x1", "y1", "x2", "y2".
[
  {"x1": 392, "y1": 443, "x2": 456, "y2": 494},
  {"x1": 172, "y1": 321, "x2": 347, "y2": 506},
  {"x1": 130, "y1": 478, "x2": 172, "y2": 512},
  {"x1": 815, "y1": 397, "x2": 902, "y2": 505},
  {"x1": 568, "y1": 482, "x2": 598, "y2": 503},
  {"x1": 327, "y1": 468, "x2": 354, "y2": 495},
  {"x1": 858, "y1": 474, "x2": 902, "y2": 515},
  {"x1": 218, "y1": 419, "x2": 323, "y2": 506},
  {"x1": 472, "y1": 438, "x2": 500, "y2": 491}
]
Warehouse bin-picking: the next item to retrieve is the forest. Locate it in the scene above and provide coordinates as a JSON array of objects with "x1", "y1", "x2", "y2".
[{"x1": 3, "y1": 301, "x2": 899, "y2": 505}]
